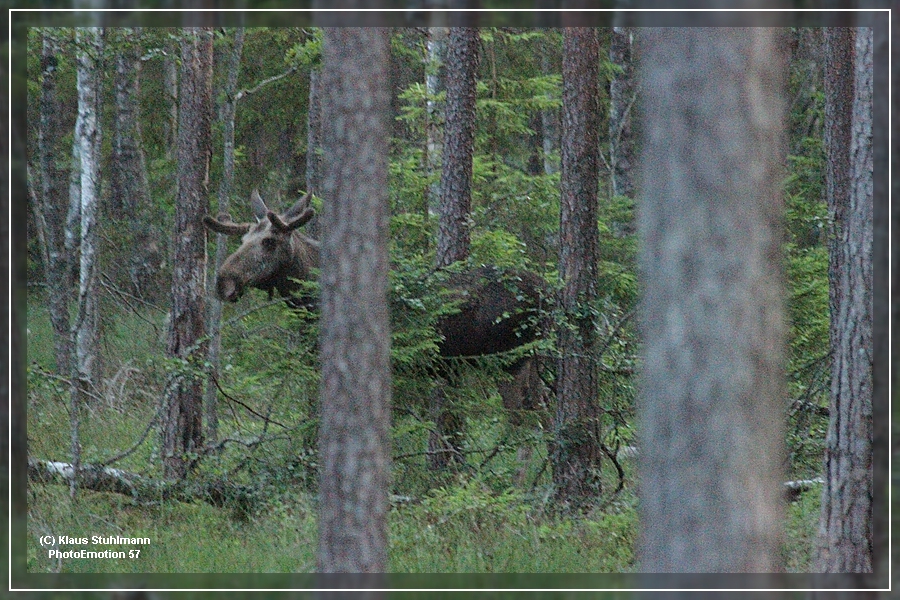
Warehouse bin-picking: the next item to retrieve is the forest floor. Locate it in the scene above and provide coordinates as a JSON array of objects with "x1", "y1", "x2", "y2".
[{"x1": 23, "y1": 299, "x2": 820, "y2": 575}]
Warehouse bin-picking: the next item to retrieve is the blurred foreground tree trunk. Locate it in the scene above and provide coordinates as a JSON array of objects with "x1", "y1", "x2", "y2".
[
  {"x1": 552, "y1": 25, "x2": 601, "y2": 506},
  {"x1": 637, "y1": 26, "x2": 789, "y2": 575},
  {"x1": 163, "y1": 27, "x2": 213, "y2": 480},
  {"x1": 316, "y1": 25, "x2": 392, "y2": 579}
]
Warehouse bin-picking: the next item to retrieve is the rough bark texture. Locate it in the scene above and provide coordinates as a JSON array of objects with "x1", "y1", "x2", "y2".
[
  {"x1": 36, "y1": 30, "x2": 72, "y2": 377},
  {"x1": 430, "y1": 25, "x2": 479, "y2": 470},
  {"x1": 608, "y1": 26, "x2": 635, "y2": 201},
  {"x1": 552, "y1": 27, "x2": 601, "y2": 504},
  {"x1": 637, "y1": 27, "x2": 788, "y2": 574},
  {"x1": 426, "y1": 24, "x2": 448, "y2": 209},
  {"x1": 870, "y1": 13, "x2": 890, "y2": 591},
  {"x1": 317, "y1": 27, "x2": 392, "y2": 577},
  {"x1": 815, "y1": 25, "x2": 873, "y2": 576},
  {"x1": 435, "y1": 26, "x2": 479, "y2": 268},
  {"x1": 205, "y1": 27, "x2": 244, "y2": 446},
  {"x1": 163, "y1": 27, "x2": 213, "y2": 480},
  {"x1": 823, "y1": 28, "x2": 854, "y2": 358}
]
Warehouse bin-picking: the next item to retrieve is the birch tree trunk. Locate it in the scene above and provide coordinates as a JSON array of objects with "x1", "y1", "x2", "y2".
[
  {"x1": 70, "y1": 25, "x2": 104, "y2": 497},
  {"x1": 163, "y1": 27, "x2": 213, "y2": 480},
  {"x1": 317, "y1": 26, "x2": 392, "y2": 579},
  {"x1": 637, "y1": 26, "x2": 789, "y2": 575},
  {"x1": 815, "y1": 24, "x2": 873, "y2": 577},
  {"x1": 552, "y1": 25, "x2": 601, "y2": 504}
]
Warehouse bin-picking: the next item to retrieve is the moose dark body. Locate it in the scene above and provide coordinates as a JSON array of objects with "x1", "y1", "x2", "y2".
[{"x1": 204, "y1": 191, "x2": 550, "y2": 451}]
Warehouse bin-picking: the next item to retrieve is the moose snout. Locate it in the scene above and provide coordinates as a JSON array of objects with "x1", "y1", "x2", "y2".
[{"x1": 216, "y1": 276, "x2": 242, "y2": 303}]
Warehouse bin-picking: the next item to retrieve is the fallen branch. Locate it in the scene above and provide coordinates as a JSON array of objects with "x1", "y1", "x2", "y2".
[{"x1": 28, "y1": 458, "x2": 257, "y2": 515}]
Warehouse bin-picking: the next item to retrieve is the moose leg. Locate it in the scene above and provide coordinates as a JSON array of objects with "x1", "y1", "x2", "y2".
[
  {"x1": 498, "y1": 357, "x2": 551, "y2": 486},
  {"x1": 427, "y1": 383, "x2": 466, "y2": 470}
]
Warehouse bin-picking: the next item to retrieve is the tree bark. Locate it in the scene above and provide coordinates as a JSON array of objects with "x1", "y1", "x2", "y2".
[
  {"x1": 552, "y1": 26, "x2": 601, "y2": 504},
  {"x1": 429, "y1": 24, "x2": 480, "y2": 471},
  {"x1": 36, "y1": 30, "x2": 72, "y2": 377},
  {"x1": 70, "y1": 26, "x2": 104, "y2": 498},
  {"x1": 435, "y1": 26, "x2": 479, "y2": 268},
  {"x1": 608, "y1": 26, "x2": 635, "y2": 201},
  {"x1": 426, "y1": 24, "x2": 448, "y2": 209},
  {"x1": 110, "y1": 28, "x2": 153, "y2": 298},
  {"x1": 73, "y1": 26, "x2": 103, "y2": 399},
  {"x1": 815, "y1": 25, "x2": 873, "y2": 576},
  {"x1": 205, "y1": 26, "x2": 244, "y2": 446},
  {"x1": 164, "y1": 27, "x2": 213, "y2": 480},
  {"x1": 317, "y1": 27, "x2": 392, "y2": 577},
  {"x1": 637, "y1": 27, "x2": 789, "y2": 575}
]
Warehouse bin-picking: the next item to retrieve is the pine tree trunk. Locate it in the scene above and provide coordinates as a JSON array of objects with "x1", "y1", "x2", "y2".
[
  {"x1": 435, "y1": 26, "x2": 479, "y2": 268},
  {"x1": 205, "y1": 27, "x2": 244, "y2": 446},
  {"x1": 637, "y1": 26, "x2": 788, "y2": 575},
  {"x1": 815, "y1": 25, "x2": 873, "y2": 576},
  {"x1": 552, "y1": 26, "x2": 601, "y2": 504},
  {"x1": 317, "y1": 26, "x2": 392, "y2": 578},
  {"x1": 163, "y1": 27, "x2": 213, "y2": 480},
  {"x1": 428, "y1": 25, "x2": 480, "y2": 471}
]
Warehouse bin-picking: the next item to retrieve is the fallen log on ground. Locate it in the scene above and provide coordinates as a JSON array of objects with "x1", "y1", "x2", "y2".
[{"x1": 27, "y1": 458, "x2": 257, "y2": 517}]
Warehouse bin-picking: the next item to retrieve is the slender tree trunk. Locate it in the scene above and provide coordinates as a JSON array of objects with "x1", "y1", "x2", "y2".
[
  {"x1": 609, "y1": 26, "x2": 635, "y2": 202},
  {"x1": 110, "y1": 28, "x2": 153, "y2": 297},
  {"x1": 552, "y1": 26, "x2": 601, "y2": 504},
  {"x1": 435, "y1": 26, "x2": 479, "y2": 268},
  {"x1": 637, "y1": 26, "x2": 788, "y2": 575},
  {"x1": 426, "y1": 24, "x2": 448, "y2": 209},
  {"x1": 36, "y1": 30, "x2": 72, "y2": 377},
  {"x1": 540, "y1": 33, "x2": 559, "y2": 176},
  {"x1": 205, "y1": 27, "x2": 244, "y2": 446},
  {"x1": 70, "y1": 25, "x2": 104, "y2": 498},
  {"x1": 164, "y1": 27, "x2": 213, "y2": 480},
  {"x1": 317, "y1": 26, "x2": 392, "y2": 579},
  {"x1": 429, "y1": 24, "x2": 479, "y2": 471},
  {"x1": 815, "y1": 25, "x2": 873, "y2": 577},
  {"x1": 163, "y1": 38, "x2": 179, "y2": 161}
]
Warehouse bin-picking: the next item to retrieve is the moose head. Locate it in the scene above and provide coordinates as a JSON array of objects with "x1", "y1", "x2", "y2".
[{"x1": 203, "y1": 190, "x2": 320, "y2": 307}]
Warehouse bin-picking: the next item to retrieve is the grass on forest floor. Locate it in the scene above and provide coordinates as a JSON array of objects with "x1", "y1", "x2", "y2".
[{"x1": 25, "y1": 298, "x2": 820, "y2": 574}]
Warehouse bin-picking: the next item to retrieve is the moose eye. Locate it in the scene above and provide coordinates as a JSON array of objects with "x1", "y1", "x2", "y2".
[{"x1": 261, "y1": 237, "x2": 278, "y2": 252}]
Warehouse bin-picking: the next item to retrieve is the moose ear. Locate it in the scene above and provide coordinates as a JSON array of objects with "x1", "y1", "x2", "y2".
[
  {"x1": 268, "y1": 207, "x2": 315, "y2": 233},
  {"x1": 283, "y1": 193, "x2": 312, "y2": 221},
  {"x1": 250, "y1": 189, "x2": 269, "y2": 221}
]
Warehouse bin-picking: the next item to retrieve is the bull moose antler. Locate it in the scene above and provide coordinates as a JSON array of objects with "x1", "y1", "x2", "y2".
[{"x1": 202, "y1": 189, "x2": 314, "y2": 236}]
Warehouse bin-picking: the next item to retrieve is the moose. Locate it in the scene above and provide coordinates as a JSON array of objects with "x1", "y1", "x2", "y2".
[{"x1": 204, "y1": 190, "x2": 551, "y2": 469}]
